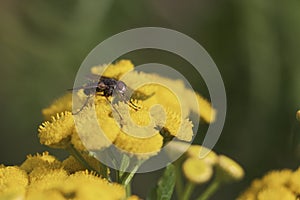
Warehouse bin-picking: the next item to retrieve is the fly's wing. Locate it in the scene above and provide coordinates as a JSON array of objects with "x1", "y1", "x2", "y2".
[
  {"x1": 67, "y1": 82, "x2": 99, "y2": 91},
  {"x1": 68, "y1": 74, "x2": 112, "y2": 91}
]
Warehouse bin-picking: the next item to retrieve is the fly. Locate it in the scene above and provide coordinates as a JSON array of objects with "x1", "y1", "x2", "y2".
[{"x1": 71, "y1": 75, "x2": 141, "y2": 115}]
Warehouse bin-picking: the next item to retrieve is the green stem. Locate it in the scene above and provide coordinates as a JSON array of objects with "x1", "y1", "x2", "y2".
[
  {"x1": 175, "y1": 161, "x2": 184, "y2": 198},
  {"x1": 121, "y1": 164, "x2": 140, "y2": 186},
  {"x1": 196, "y1": 179, "x2": 220, "y2": 200},
  {"x1": 99, "y1": 162, "x2": 109, "y2": 179},
  {"x1": 182, "y1": 182, "x2": 195, "y2": 200},
  {"x1": 66, "y1": 144, "x2": 96, "y2": 172},
  {"x1": 125, "y1": 183, "x2": 132, "y2": 197}
]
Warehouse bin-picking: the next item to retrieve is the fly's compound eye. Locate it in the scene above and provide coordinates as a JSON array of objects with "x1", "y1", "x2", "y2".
[{"x1": 116, "y1": 81, "x2": 127, "y2": 94}]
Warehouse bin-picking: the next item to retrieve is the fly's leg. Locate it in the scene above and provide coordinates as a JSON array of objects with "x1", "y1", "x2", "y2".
[
  {"x1": 105, "y1": 97, "x2": 125, "y2": 128},
  {"x1": 72, "y1": 95, "x2": 93, "y2": 115}
]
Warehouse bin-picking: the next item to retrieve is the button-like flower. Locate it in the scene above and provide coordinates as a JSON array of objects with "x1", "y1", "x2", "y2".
[
  {"x1": 216, "y1": 155, "x2": 244, "y2": 182},
  {"x1": 0, "y1": 166, "x2": 28, "y2": 199},
  {"x1": 38, "y1": 111, "x2": 74, "y2": 148},
  {"x1": 182, "y1": 157, "x2": 213, "y2": 184},
  {"x1": 238, "y1": 167, "x2": 300, "y2": 200},
  {"x1": 20, "y1": 151, "x2": 62, "y2": 173}
]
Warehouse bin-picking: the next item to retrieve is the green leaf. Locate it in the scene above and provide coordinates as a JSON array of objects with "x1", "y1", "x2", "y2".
[{"x1": 147, "y1": 164, "x2": 176, "y2": 200}]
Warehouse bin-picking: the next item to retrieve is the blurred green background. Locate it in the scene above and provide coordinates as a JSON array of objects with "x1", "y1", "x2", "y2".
[{"x1": 1, "y1": 0, "x2": 300, "y2": 199}]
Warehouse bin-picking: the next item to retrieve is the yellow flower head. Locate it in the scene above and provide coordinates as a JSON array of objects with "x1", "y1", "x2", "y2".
[
  {"x1": 113, "y1": 131, "x2": 164, "y2": 159},
  {"x1": 42, "y1": 93, "x2": 73, "y2": 120},
  {"x1": 257, "y1": 186, "x2": 295, "y2": 200},
  {"x1": 0, "y1": 166, "x2": 28, "y2": 199},
  {"x1": 261, "y1": 169, "x2": 292, "y2": 187},
  {"x1": 91, "y1": 60, "x2": 134, "y2": 79},
  {"x1": 20, "y1": 152, "x2": 62, "y2": 173},
  {"x1": 72, "y1": 103, "x2": 119, "y2": 151},
  {"x1": 38, "y1": 111, "x2": 74, "y2": 148},
  {"x1": 26, "y1": 168, "x2": 68, "y2": 199},
  {"x1": 238, "y1": 167, "x2": 300, "y2": 200},
  {"x1": 62, "y1": 154, "x2": 105, "y2": 174},
  {"x1": 288, "y1": 167, "x2": 300, "y2": 194},
  {"x1": 25, "y1": 169, "x2": 128, "y2": 200},
  {"x1": 28, "y1": 168, "x2": 69, "y2": 186},
  {"x1": 61, "y1": 170, "x2": 126, "y2": 200},
  {"x1": 182, "y1": 157, "x2": 213, "y2": 184},
  {"x1": 216, "y1": 155, "x2": 244, "y2": 182},
  {"x1": 186, "y1": 145, "x2": 218, "y2": 165}
]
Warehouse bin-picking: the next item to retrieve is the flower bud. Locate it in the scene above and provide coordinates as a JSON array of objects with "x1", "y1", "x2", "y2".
[{"x1": 182, "y1": 158, "x2": 213, "y2": 184}]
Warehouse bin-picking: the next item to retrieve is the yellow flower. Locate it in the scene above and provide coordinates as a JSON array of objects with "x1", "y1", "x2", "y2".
[
  {"x1": 91, "y1": 60, "x2": 134, "y2": 79},
  {"x1": 182, "y1": 157, "x2": 213, "y2": 184},
  {"x1": 72, "y1": 103, "x2": 119, "y2": 151},
  {"x1": 38, "y1": 111, "x2": 74, "y2": 148},
  {"x1": 288, "y1": 167, "x2": 300, "y2": 194},
  {"x1": 20, "y1": 152, "x2": 62, "y2": 173},
  {"x1": 261, "y1": 169, "x2": 292, "y2": 187},
  {"x1": 26, "y1": 168, "x2": 68, "y2": 199},
  {"x1": 114, "y1": 131, "x2": 164, "y2": 158},
  {"x1": 216, "y1": 155, "x2": 244, "y2": 182},
  {"x1": 61, "y1": 170, "x2": 126, "y2": 200},
  {"x1": 42, "y1": 93, "x2": 73, "y2": 120},
  {"x1": 40, "y1": 59, "x2": 215, "y2": 159},
  {"x1": 28, "y1": 168, "x2": 69, "y2": 186},
  {"x1": 26, "y1": 169, "x2": 128, "y2": 200},
  {"x1": 186, "y1": 145, "x2": 218, "y2": 165},
  {"x1": 238, "y1": 167, "x2": 300, "y2": 200},
  {"x1": 195, "y1": 93, "x2": 216, "y2": 123},
  {"x1": 115, "y1": 67, "x2": 216, "y2": 123},
  {"x1": 62, "y1": 154, "x2": 105, "y2": 174},
  {"x1": 0, "y1": 166, "x2": 28, "y2": 199},
  {"x1": 257, "y1": 186, "x2": 295, "y2": 200}
]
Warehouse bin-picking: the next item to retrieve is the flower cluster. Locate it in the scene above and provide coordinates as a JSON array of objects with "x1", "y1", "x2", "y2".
[
  {"x1": 238, "y1": 168, "x2": 300, "y2": 200},
  {"x1": 1, "y1": 60, "x2": 220, "y2": 200},
  {"x1": 166, "y1": 142, "x2": 244, "y2": 200},
  {"x1": 0, "y1": 152, "x2": 138, "y2": 200},
  {"x1": 39, "y1": 60, "x2": 215, "y2": 159}
]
